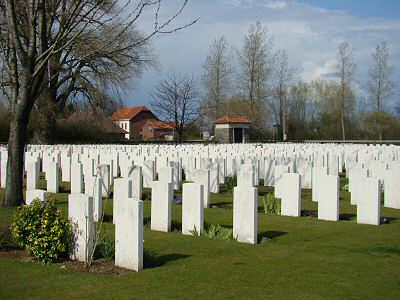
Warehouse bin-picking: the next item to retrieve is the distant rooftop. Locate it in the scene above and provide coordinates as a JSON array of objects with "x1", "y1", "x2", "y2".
[
  {"x1": 214, "y1": 116, "x2": 251, "y2": 124},
  {"x1": 145, "y1": 119, "x2": 176, "y2": 130},
  {"x1": 111, "y1": 106, "x2": 151, "y2": 121}
]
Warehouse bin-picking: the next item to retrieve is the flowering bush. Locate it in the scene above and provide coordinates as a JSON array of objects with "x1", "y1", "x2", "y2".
[{"x1": 11, "y1": 198, "x2": 71, "y2": 263}]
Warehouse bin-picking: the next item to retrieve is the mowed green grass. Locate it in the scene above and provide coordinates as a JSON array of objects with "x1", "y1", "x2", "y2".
[{"x1": 1, "y1": 174, "x2": 400, "y2": 299}]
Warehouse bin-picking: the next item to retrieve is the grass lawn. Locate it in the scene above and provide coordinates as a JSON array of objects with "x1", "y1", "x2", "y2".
[{"x1": 1, "y1": 175, "x2": 400, "y2": 299}]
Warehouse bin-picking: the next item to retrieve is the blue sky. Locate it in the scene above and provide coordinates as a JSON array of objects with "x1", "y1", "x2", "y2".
[
  {"x1": 299, "y1": 0, "x2": 400, "y2": 19},
  {"x1": 122, "y1": 0, "x2": 400, "y2": 109}
]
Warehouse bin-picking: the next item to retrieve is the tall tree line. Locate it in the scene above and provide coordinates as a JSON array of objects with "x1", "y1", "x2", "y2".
[{"x1": 201, "y1": 22, "x2": 398, "y2": 141}]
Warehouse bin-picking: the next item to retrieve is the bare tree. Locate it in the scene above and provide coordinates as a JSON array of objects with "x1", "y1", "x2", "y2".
[
  {"x1": 201, "y1": 36, "x2": 233, "y2": 122},
  {"x1": 150, "y1": 68, "x2": 200, "y2": 142},
  {"x1": 0, "y1": 0, "x2": 198, "y2": 207},
  {"x1": 33, "y1": 23, "x2": 156, "y2": 143},
  {"x1": 271, "y1": 49, "x2": 295, "y2": 141},
  {"x1": 367, "y1": 41, "x2": 394, "y2": 140},
  {"x1": 289, "y1": 80, "x2": 309, "y2": 130},
  {"x1": 237, "y1": 22, "x2": 273, "y2": 129},
  {"x1": 336, "y1": 41, "x2": 356, "y2": 140}
]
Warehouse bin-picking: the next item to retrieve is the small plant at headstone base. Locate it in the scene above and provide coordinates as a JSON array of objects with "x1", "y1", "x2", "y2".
[
  {"x1": 0, "y1": 223, "x2": 14, "y2": 249},
  {"x1": 262, "y1": 193, "x2": 281, "y2": 215},
  {"x1": 88, "y1": 169, "x2": 111, "y2": 267},
  {"x1": 173, "y1": 196, "x2": 182, "y2": 205},
  {"x1": 11, "y1": 198, "x2": 71, "y2": 263},
  {"x1": 96, "y1": 232, "x2": 115, "y2": 260},
  {"x1": 226, "y1": 176, "x2": 237, "y2": 194},
  {"x1": 201, "y1": 223, "x2": 235, "y2": 241}
]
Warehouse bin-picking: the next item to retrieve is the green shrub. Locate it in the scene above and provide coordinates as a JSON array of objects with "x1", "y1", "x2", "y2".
[
  {"x1": 11, "y1": 198, "x2": 71, "y2": 263},
  {"x1": 226, "y1": 176, "x2": 237, "y2": 194},
  {"x1": 202, "y1": 223, "x2": 235, "y2": 241},
  {"x1": 97, "y1": 233, "x2": 115, "y2": 260},
  {"x1": 262, "y1": 193, "x2": 281, "y2": 215}
]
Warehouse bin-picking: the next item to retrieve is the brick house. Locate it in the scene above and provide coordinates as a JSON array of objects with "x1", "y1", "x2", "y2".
[
  {"x1": 141, "y1": 119, "x2": 176, "y2": 140},
  {"x1": 214, "y1": 116, "x2": 250, "y2": 143},
  {"x1": 111, "y1": 106, "x2": 174, "y2": 140}
]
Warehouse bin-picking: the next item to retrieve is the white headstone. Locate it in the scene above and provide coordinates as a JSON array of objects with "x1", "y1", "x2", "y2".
[
  {"x1": 263, "y1": 159, "x2": 275, "y2": 187},
  {"x1": 98, "y1": 164, "x2": 110, "y2": 197},
  {"x1": 204, "y1": 162, "x2": 219, "y2": 194},
  {"x1": 61, "y1": 154, "x2": 71, "y2": 182},
  {"x1": 143, "y1": 160, "x2": 155, "y2": 188},
  {"x1": 115, "y1": 198, "x2": 143, "y2": 272},
  {"x1": 128, "y1": 165, "x2": 142, "y2": 200},
  {"x1": 68, "y1": 194, "x2": 94, "y2": 262},
  {"x1": 71, "y1": 162, "x2": 84, "y2": 194},
  {"x1": 84, "y1": 176, "x2": 102, "y2": 222},
  {"x1": 26, "y1": 189, "x2": 49, "y2": 205},
  {"x1": 357, "y1": 178, "x2": 381, "y2": 225},
  {"x1": 274, "y1": 165, "x2": 290, "y2": 198},
  {"x1": 0, "y1": 151, "x2": 7, "y2": 188},
  {"x1": 26, "y1": 161, "x2": 39, "y2": 190},
  {"x1": 318, "y1": 175, "x2": 339, "y2": 221},
  {"x1": 194, "y1": 169, "x2": 210, "y2": 208},
  {"x1": 384, "y1": 169, "x2": 400, "y2": 209},
  {"x1": 312, "y1": 166, "x2": 327, "y2": 202},
  {"x1": 46, "y1": 161, "x2": 60, "y2": 193},
  {"x1": 281, "y1": 173, "x2": 301, "y2": 217},
  {"x1": 233, "y1": 182, "x2": 258, "y2": 244},
  {"x1": 182, "y1": 183, "x2": 204, "y2": 235},
  {"x1": 151, "y1": 181, "x2": 173, "y2": 232},
  {"x1": 113, "y1": 178, "x2": 132, "y2": 224}
]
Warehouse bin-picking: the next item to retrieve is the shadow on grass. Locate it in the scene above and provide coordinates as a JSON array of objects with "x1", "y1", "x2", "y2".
[
  {"x1": 340, "y1": 213, "x2": 356, "y2": 221},
  {"x1": 301, "y1": 210, "x2": 317, "y2": 218},
  {"x1": 258, "y1": 231, "x2": 287, "y2": 243},
  {"x1": 58, "y1": 186, "x2": 71, "y2": 194},
  {"x1": 171, "y1": 220, "x2": 182, "y2": 232},
  {"x1": 102, "y1": 214, "x2": 113, "y2": 223},
  {"x1": 144, "y1": 251, "x2": 191, "y2": 268},
  {"x1": 381, "y1": 216, "x2": 398, "y2": 224},
  {"x1": 142, "y1": 218, "x2": 182, "y2": 232},
  {"x1": 210, "y1": 202, "x2": 233, "y2": 208},
  {"x1": 352, "y1": 245, "x2": 400, "y2": 257}
]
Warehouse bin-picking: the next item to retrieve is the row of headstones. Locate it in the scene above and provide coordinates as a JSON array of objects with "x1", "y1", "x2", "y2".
[
  {"x1": 4, "y1": 142, "x2": 398, "y2": 191},
  {"x1": 65, "y1": 165, "x2": 261, "y2": 271},
  {"x1": 14, "y1": 143, "x2": 400, "y2": 217},
  {"x1": 279, "y1": 168, "x2": 399, "y2": 225},
  {"x1": 64, "y1": 166, "x2": 217, "y2": 271},
  {"x1": 21, "y1": 143, "x2": 399, "y2": 181},
  {"x1": 20, "y1": 149, "x2": 400, "y2": 222},
  {"x1": 17, "y1": 160, "x2": 399, "y2": 272}
]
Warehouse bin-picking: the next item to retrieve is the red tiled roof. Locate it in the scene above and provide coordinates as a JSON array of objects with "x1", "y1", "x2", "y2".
[
  {"x1": 214, "y1": 116, "x2": 251, "y2": 124},
  {"x1": 145, "y1": 119, "x2": 175, "y2": 130},
  {"x1": 111, "y1": 106, "x2": 151, "y2": 121}
]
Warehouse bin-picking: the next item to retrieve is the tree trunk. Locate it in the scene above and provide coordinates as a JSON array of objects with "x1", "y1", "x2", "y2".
[
  {"x1": 32, "y1": 107, "x2": 56, "y2": 144},
  {"x1": 341, "y1": 111, "x2": 346, "y2": 141},
  {"x1": 3, "y1": 114, "x2": 28, "y2": 206},
  {"x1": 282, "y1": 95, "x2": 287, "y2": 141}
]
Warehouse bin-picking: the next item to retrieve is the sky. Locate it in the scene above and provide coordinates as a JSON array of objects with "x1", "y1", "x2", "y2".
[{"x1": 120, "y1": 0, "x2": 400, "y2": 108}]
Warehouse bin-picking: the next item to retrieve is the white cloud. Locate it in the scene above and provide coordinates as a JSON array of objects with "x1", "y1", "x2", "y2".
[
  {"x1": 225, "y1": 0, "x2": 287, "y2": 9},
  {"x1": 300, "y1": 60, "x2": 337, "y2": 81},
  {"x1": 127, "y1": 0, "x2": 400, "y2": 106},
  {"x1": 263, "y1": 1, "x2": 287, "y2": 9}
]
